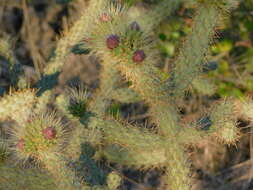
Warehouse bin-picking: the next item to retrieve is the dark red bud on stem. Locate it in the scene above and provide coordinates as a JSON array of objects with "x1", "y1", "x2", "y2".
[
  {"x1": 132, "y1": 50, "x2": 146, "y2": 63},
  {"x1": 42, "y1": 127, "x2": 57, "y2": 140},
  {"x1": 106, "y1": 35, "x2": 120, "y2": 50},
  {"x1": 16, "y1": 139, "x2": 25, "y2": 150},
  {"x1": 100, "y1": 13, "x2": 111, "y2": 22}
]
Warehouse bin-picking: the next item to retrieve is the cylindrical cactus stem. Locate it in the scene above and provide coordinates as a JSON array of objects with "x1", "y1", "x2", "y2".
[
  {"x1": 167, "y1": 1, "x2": 237, "y2": 98},
  {"x1": 0, "y1": 36, "x2": 15, "y2": 67},
  {"x1": 55, "y1": 94, "x2": 76, "y2": 120},
  {"x1": 44, "y1": 0, "x2": 106, "y2": 75},
  {"x1": 0, "y1": 89, "x2": 37, "y2": 125},
  {"x1": 34, "y1": 90, "x2": 52, "y2": 114},
  {"x1": 86, "y1": 2, "x2": 182, "y2": 136},
  {"x1": 55, "y1": 60, "x2": 122, "y2": 158},
  {"x1": 210, "y1": 99, "x2": 239, "y2": 144},
  {"x1": 65, "y1": 122, "x2": 100, "y2": 161},
  {"x1": 235, "y1": 96, "x2": 253, "y2": 122},
  {"x1": 39, "y1": 152, "x2": 91, "y2": 190},
  {"x1": 88, "y1": 59, "x2": 121, "y2": 119},
  {"x1": 191, "y1": 76, "x2": 216, "y2": 95},
  {"x1": 101, "y1": 144, "x2": 167, "y2": 170},
  {"x1": 177, "y1": 126, "x2": 206, "y2": 146},
  {"x1": 134, "y1": 0, "x2": 182, "y2": 33},
  {"x1": 164, "y1": 142, "x2": 191, "y2": 190},
  {"x1": 95, "y1": 118, "x2": 168, "y2": 169},
  {"x1": 100, "y1": 118, "x2": 165, "y2": 151},
  {"x1": 0, "y1": 35, "x2": 20, "y2": 85},
  {"x1": 111, "y1": 87, "x2": 141, "y2": 103},
  {"x1": 0, "y1": 163, "x2": 57, "y2": 190},
  {"x1": 39, "y1": 152, "x2": 90, "y2": 190},
  {"x1": 55, "y1": 93, "x2": 96, "y2": 161},
  {"x1": 179, "y1": 99, "x2": 240, "y2": 146},
  {"x1": 86, "y1": 61, "x2": 121, "y2": 151},
  {"x1": 0, "y1": 138, "x2": 8, "y2": 162},
  {"x1": 115, "y1": 60, "x2": 181, "y2": 136}
]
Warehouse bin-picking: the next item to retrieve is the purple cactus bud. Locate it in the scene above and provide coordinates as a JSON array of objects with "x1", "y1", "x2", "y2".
[
  {"x1": 132, "y1": 50, "x2": 146, "y2": 63},
  {"x1": 130, "y1": 21, "x2": 140, "y2": 31},
  {"x1": 42, "y1": 127, "x2": 57, "y2": 140},
  {"x1": 106, "y1": 35, "x2": 120, "y2": 50},
  {"x1": 100, "y1": 13, "x2": 111, "y2": 22},
  {"x1": 16, "y1": 139, "x2": 25, "y2": 150}
]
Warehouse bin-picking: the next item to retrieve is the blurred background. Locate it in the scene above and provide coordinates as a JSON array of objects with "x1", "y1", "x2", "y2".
[{"x1": 0, "y1": 0, "x2": 253, "y2": 189}]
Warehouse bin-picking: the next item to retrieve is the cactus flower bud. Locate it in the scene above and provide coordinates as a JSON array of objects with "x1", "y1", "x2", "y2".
[
  {"x1": 100, "y1": 13, "x2": 111, "y2": 22},
  {"x1": 16, "y1": 139, "x2": 25, "y2": 150},
  {"x1": 106, "y1": 35, "x2": 120, "y2": 50},
  {"x1": 42, "y1": 127, "x2": 57, "y2": 140},
  {"x1": 132, "y1": 50, "x2": 146, "y2": 63}
]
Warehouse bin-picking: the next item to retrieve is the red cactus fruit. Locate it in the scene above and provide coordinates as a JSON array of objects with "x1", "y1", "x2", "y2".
[
  {"x1": 130, "y1": 21, "x2": 140, "y2": 31},
  {"x1": 42, "y1": 127, "x2": 57, "y2": 140},
  {"x1": 100, "y1": 13, "x2": 111, "y2": 22},
  {"x1": 106, "y1": 35, "x2": 120, "y2": 50},
  {"x1": 16, "y1": 139, "x2": 25, "y2": 150},
  {"x1": 132, "y1": 50, "x2": 146, "y2": 63}
]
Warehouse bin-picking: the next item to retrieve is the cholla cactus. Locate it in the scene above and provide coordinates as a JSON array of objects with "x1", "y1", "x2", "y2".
[{"x1": 0, "y1": 0, "x2": 250, "y2": 190}]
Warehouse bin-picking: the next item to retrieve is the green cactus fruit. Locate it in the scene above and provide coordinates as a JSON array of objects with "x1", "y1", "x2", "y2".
[{"x1": 197, "y1": 0, "x2": 238, "y2": 9}]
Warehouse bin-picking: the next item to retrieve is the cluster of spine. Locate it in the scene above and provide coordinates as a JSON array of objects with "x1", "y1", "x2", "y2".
[
  {"x1": 0, "y1": 0, "x2": 246, "y2": 190},
  {"x1": 0, "y1": 89, "x2": 37, "y2": 125}
]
